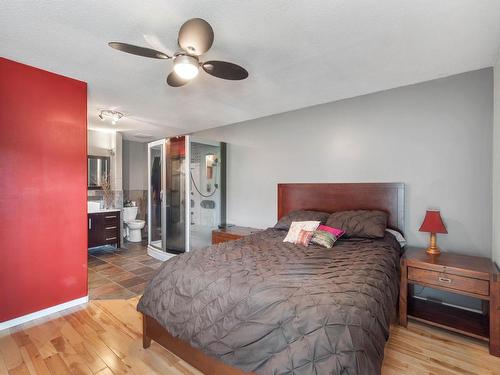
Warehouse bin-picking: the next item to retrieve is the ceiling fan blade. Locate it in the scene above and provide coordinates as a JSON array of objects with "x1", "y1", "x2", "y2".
[
  {"x1": 202, "y1": 61, "x2": 248, "y2": 80},
  {"x1": 178, "y1": 18, "x2": 214, "y2": 55},
  {"x1": 166, "y1": 72, "x2": 190, "y2": 87},
  {"x1": 142, "y1": 34, "x2": 174, "y2": 57},
  {"x1": 108, "y1": 42, "x2": 170, "y2": 59}
]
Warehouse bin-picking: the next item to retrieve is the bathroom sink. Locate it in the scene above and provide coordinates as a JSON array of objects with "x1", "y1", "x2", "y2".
[{"x1": 87, "y1": 201, "x2": 101, "y2": 213}]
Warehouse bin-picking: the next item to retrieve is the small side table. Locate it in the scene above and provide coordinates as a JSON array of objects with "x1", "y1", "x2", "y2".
[
  {"x1": 211, "y1": 226, "x2": 262, "y2": 244},
  {"x1": 399, "y1": 246, "x2": 500, "y2": 357}
]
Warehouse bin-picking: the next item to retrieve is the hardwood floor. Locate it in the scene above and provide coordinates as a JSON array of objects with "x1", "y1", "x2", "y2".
[{"x1": 1, "y1": 297, "x2": 499, "y2": 375}]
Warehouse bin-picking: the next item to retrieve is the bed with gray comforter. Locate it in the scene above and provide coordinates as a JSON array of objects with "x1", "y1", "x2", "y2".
[{"x1": 138, "y1": 228, "x2": 401, "y2": 375}]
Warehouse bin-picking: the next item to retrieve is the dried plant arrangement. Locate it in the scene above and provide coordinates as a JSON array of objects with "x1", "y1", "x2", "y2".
[{"x1": 101, "y1": 174, "x2": 114, "y2": 209}]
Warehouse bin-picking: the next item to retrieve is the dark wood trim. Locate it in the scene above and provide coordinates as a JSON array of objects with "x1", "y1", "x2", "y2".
[
  {"x1": 143, "y1": 314, "x2": 253, "y2": 375},
  {"x1": 491, "y1": 272, "x2": 500, "y2": 356},
  {"x1": 399, "y1": 257, "x2": 408, "y2": 327},
  {"x1": 277, "y1": 183, "x2": 405, "y2": 234},
  {"x1": 143, "y1": 314, "x2": 151, "y2": 349}
]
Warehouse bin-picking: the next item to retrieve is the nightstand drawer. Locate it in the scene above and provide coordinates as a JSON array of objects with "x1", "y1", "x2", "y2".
[{"x1": 408, "y1": 267, "x2": 489, "y2": 296}]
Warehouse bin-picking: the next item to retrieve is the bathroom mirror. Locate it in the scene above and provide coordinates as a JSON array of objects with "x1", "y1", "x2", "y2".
[{"x1": 88, "y1": 155, "x2": 110, "y2": 189}]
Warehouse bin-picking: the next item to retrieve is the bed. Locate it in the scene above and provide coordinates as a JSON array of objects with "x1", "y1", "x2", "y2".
[{"x1": 138, "y1": 183, "x2": 405, "y2": 375}]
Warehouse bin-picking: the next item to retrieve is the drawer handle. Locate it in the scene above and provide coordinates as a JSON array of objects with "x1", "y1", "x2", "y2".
[
  {"x1": 105, "y1": 226, "x2": 117, "y2": 230},
  {"x1": 438, "y1": 276, "x2": 452, "y2": 283},
  {"x1": 106, "y1": 237, "x2": 117, "y2": 240},
  {"x1": 105, "y1": 215, "x2": 117, "y2": 219}
]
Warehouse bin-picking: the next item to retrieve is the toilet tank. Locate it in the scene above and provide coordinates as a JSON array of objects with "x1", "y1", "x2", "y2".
[{"x1": 123, "y1": 206, "x2": 138, "y2": 222}]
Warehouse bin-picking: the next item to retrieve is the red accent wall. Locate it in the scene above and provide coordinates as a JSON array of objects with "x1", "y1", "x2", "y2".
[{"x1": 0, "y1": 58, "x2": 88, "y2": 322}]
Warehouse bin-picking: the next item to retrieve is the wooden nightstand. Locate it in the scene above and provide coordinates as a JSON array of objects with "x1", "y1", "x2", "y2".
[
  {"x1": 399, "y1": 247, "x2": 500, "y2": 356},
  {"x1": 211, "y1": 226, "x2": 262, "y2": 244}
]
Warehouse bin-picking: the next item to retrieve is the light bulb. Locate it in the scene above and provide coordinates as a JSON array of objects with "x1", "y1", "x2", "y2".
[{"x1": 173, "y1": 55, "x2": 199, "y2": 80}]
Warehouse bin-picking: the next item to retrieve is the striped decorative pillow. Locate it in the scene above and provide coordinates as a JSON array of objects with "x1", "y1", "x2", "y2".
[
  {"x1": 295, "y1": 229, "x2": 314, "y2": 246},
  {"x1": 283, "y1": 221, "x2": 320, "y2": 243},
  {"x1": 310, "y1": 230, "x2": 338, "y2": 248}
]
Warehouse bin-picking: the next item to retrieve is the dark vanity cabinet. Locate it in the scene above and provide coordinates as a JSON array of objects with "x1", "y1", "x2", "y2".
[{"x1": 88, "y1": 211, "x2": 121, "y2": 248}]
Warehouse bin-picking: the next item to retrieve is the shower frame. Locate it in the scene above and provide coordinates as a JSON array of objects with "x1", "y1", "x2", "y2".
[
  {"x1": 147, "y1": 137, "x2": 190, "y2": 260},
  {"x1": 147, "y1": 136, "x2": 225, "y2": 260}
]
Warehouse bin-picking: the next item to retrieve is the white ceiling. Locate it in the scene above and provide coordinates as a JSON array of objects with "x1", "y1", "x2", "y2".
[{"x1": 2, "y1": 1, "x2": 500, "y2": 141}]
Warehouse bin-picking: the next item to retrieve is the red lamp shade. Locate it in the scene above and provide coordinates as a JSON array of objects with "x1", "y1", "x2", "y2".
[{"x1": 419, "y1": 210, "x2": 447, "y2": 234}]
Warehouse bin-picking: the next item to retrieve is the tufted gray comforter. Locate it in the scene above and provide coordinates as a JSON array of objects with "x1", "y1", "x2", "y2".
[{"x1": 138, "y1": 229, "x2": 401, "y2": 375}]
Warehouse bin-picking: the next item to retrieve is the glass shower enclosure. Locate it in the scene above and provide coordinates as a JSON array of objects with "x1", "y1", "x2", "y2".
[{"x1": 147, "y1": 136, "x2": 226, "y2": 259}]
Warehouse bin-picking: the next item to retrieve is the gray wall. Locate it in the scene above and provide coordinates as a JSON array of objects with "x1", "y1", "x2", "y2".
[
  {"x1": 493, "y1": 60, "x2": 500, "y2": 267},
  {"x1": 196, "y1": 68, "x2": 493, "y2": 257},
  {"x1": 122, "y1": 140, "x2": 148, "y2": 191}
]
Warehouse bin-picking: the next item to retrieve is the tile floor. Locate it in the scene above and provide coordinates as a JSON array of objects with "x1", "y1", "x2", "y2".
[{"x1": 88, "y1": 241, "x2": 163, "y2": 300}]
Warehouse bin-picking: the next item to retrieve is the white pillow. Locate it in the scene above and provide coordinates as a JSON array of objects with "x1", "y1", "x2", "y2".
[
  {"x1": 283, "y1": 221, "x2": 321, "y2": 243},
  {"x1": 386, "y1": 229, "x2": 406, "y2": 247}
]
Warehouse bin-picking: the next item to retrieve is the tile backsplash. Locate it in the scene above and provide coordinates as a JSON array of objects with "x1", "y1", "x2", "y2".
[
  {"x1": 88, "y1": 189, "x2": 123, "y2": 209},
  {"x1": 124, "y1": 190, "x2": 147, "y2": 221}
]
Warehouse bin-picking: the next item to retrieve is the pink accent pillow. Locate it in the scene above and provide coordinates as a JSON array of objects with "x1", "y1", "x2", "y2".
[{"x1": 318, "y1": 224, "x2": 345, "y2": 238}]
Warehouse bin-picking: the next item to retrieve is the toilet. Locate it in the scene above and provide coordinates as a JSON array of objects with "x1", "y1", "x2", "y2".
[{"x1": 123, "y1": 206, "x2": 145, "y2": 242}]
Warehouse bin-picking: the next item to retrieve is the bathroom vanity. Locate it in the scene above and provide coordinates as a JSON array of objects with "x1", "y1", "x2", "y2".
[{"x1": 88, "y1": 209, "x2": 121, "y2": 248}]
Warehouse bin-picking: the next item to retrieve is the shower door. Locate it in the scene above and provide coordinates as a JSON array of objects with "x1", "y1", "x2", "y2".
[
  {"x1": 164, "y1": 136, "x2": 188, "y2": 253},
  {"x1": 148, "y1": 137, "x2": 189, "y2": 257},
  {"x1": 147, "y1": 140, "x2": 165, "y2": 253},
  {"x1": 148, "y1": 136, "x2": 225, "y2": 257}
]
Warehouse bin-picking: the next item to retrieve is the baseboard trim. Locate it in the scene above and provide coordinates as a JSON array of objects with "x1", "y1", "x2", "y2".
[
  {"x1": 0, "y1": 295, "x2": 89, "y2": 331},
  {"x1": 147, "y1": 245, "x2": 176, "y2": 262}
]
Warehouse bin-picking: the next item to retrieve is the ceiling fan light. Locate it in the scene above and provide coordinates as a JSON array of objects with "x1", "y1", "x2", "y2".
[{"x1": 174, "y1": 55, "x2": 199, "y2": 80}]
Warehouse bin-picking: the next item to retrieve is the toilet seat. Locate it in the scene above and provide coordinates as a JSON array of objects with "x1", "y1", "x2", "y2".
[{"x1": 126, "y1": 219, "x2": 145, "y2": 229}]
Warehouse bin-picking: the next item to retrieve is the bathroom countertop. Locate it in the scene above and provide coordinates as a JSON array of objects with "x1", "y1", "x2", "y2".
[{"x1": 88, "y1": 208, "x2": 122, "y2": 214}]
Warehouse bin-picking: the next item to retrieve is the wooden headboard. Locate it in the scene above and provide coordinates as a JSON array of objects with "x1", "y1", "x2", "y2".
[{"x1": 277, "y1": 183, "x2": 405, "y2": 234}]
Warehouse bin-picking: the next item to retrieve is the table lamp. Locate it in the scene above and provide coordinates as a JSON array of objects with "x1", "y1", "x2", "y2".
[{"x1": 419, "y1": 210, "x2": 447, "y2": 255}]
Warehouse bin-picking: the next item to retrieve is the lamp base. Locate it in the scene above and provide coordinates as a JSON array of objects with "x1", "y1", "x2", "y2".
[
  {"x1": 425, "y1": 233, "x2": 441, "y2": 255},
  {"x1": 425, "y1": 246, "x2": 441, "y2": 255}
]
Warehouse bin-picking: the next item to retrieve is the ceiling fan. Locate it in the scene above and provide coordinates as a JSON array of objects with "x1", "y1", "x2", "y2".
[{"x1": 108, "y1": 18, "x2": 248, "y2": 87}]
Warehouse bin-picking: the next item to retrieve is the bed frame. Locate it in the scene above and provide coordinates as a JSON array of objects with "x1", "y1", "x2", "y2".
[{"x1": 142, "y1": 182, "x2": 406, "y2": 374}]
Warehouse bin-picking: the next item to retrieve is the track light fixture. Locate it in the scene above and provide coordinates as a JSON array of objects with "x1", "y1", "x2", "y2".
[{"x1": 99, "y1": 110, "x2": 123, "y2": 125}]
